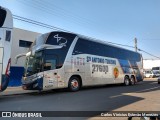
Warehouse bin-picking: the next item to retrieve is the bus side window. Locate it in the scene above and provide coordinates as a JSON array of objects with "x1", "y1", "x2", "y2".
[
  {"x1": 5, "y1": 30, "x2": 11, "y2": 42},
  {"x1": 44, "y1": 60, "x2": 56, "y2": 71},
  {"x1": 43, "y1": 54, "x2": 57, "y2": 71},
  {"x1": 44, "y1": 62, "x2": 52, "y2": 70}
]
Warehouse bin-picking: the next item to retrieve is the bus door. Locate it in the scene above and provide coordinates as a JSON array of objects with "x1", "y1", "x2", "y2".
[
  {"x1": 0, "y1": 28, "x2": 4, "y2": 46},
  {"x1": 0, "y1": 47, "x2": 3, "y2": 89},
  {"x1": 3, "y1": 28, "x2": 12, "y2": 77},
  {"x1": 0, "y1": 28, "x2": 4, "y2": 90},
  {"x1": 43, "y1": 54, "x2": 58, "y2": 89}
]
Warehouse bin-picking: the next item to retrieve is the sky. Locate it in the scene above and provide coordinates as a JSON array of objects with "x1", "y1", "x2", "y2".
[{"x1": 0, "y1": 0, "x2": 160, "y2": 59}]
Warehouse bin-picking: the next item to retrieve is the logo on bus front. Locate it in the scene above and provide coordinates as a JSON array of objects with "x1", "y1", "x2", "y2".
[
  {"x1": 54, "y1": 34, "x2": 67, "y2": 46},
  {"x1": 113, "y1": 67, "x2": 119, "y2": 78}
]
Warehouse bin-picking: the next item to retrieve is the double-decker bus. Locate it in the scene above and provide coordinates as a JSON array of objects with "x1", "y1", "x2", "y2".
[
  {"x1": 20, "y1": 31, "x2": 143, "y2": 92},
  {"x1": 0, "y1": 6, "x2": 13, "y2": 92}
]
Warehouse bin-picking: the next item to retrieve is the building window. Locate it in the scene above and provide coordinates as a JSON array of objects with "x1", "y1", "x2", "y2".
[
  {"x1": 5, "y1": 30, "x2": 11, "y2": 42},
  {"x1": 19, "y1": 40, "x2": 33, "y2": 48}
]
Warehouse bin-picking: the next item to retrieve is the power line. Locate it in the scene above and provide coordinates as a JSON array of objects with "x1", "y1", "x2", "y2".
[
  {"x1": 106, "y1": 42, "x2": 135, "y2": 49},
  {"x1": 13, "y1": 15, "x2": 160, "y2": 60},
  {"x1": 141, "y1": 39, "x2": 160, "y2": 41},
  {"x1": 13, "y1": 15, "x2": 70, "y2": 32},
  {"x1": 138, "y1": 48, "x2": 160, "y2": 59},
  {"x1": 34, "y1": 0, "x2": 96, "y2": 25},
  {"x1": 143, "y1": 59, "x2": 160, "y2": 60},
  {"x1": 13, "y1": 15, "x2": 136, "y2": 50},
  {"x1": 16, "y1": 0, "x2": 96, "y2": 28},
  {"x1": 16, "y1": 0, "x2": 127, "y2": 38},
  {"x1": 14, "y1": 15, "x2": 134, "y2": 48},
  {"x1": 106, "y1": 42, "x2": 160, "y2": 59}
]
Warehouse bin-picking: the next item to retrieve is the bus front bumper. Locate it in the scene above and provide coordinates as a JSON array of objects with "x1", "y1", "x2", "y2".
[
  {"x1": 0, "y1": 74, "x2": 10, "y2": 92},
  {"x1": 22, "y1": 77, "x2": 43, "y2": 90}
]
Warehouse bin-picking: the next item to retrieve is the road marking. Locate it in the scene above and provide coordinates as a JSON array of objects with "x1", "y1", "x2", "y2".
[
  {"x1": 110, "y1": 94, "x2": 123, "y2": 98},
  {"x1": 110, "y1": 93, "x2": 133, "y2": 98},
  {"x1": 125, "y1": 93, "x2": 132, "y2": 95},
  {"x1": 135, "y1": 86, "x2": 160, "y2": 93},
  {"x1": 149, "y1": 82, "x2": 157, "y2": 84},
  {"x1": 110, "y1": 86, "x2": 160, "y2": 98}
]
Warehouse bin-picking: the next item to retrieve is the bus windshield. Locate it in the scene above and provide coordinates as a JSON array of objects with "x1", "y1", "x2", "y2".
[
  {"x1": 0, "y1": 8, "x2": 6, "y2": 27},
  {"x1": 25, "y1": 51, "x2": 58, "y2": 76},
  {"x1": 25, "y1": 51, "x2": 43, "y2": 76}
]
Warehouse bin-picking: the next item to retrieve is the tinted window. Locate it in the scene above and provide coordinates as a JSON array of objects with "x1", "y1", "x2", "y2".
[
  {"x1": 152, "y1": 67, "x2": 160, "y2": 70},
  {"x1": 44, "y1": 32, "x2": 76, "y2": 68},
  {"x1": 46, "y1": 32, "x2": 76, "y2": 47},
  {"x1": 19, "y1": 40, "x2": 33, "y2": 48},
  {"x1": 146, "y1": 71, "x2": 152, "y2": 74},
  {"x1": 0, "y1": 8, "x2": 6, "y2": 27},
  {"x1": 43, "y1": 49, "x2": 66, "y2": 69},
  {"x1": 5, "y1": 30, "x2": 11, "y2": 42},
  {"x1": 43, "y1": 54, "x2": 57, "y2": 71},
  {"x1": 73, "y1": 38, "x2": 141, "y2": 61}
]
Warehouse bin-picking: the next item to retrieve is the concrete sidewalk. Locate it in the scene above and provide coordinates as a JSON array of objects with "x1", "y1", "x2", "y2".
[{"x1": 0, "y1": 86, "x2": 35, "y2": 96}]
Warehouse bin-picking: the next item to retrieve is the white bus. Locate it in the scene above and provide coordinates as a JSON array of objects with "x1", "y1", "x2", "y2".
[
  {"x1": 0, "y1": 6, "x2": 13, "y2": 91},
  {"x1": 20, "y1": 31, "x2": 143, "y2": 91}
]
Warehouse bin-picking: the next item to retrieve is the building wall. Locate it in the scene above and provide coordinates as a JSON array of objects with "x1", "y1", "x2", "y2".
[
  {"x1": 143, "y1": 60, "x2": 160, "y2": 69},
  {"x1": 9, "y1": 28, "x2": 41, "y2": 86},
  {"x1": 11, "y1": 28, "x2": 41, "y2": 66}
]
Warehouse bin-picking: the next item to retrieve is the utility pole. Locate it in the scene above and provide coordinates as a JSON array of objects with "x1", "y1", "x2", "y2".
[{"x1": 134, "y1": 38, "x2": 137, "y2": 52}]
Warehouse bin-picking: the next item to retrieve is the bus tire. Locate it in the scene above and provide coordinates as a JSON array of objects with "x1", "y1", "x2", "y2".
[
  {"x1": 124, "y1": 76, "x2": 130, "y2": 86},
  {"x1": 68, "y1": 76, "x2": 80, "y2": 92},
  {"x1": 130, "y1": 76, "x2": 135, "y2": 85}
]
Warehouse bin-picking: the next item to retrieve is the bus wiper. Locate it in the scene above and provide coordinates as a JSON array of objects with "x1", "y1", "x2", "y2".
[{"x1": 15, "y1": 52, "x2": 31, "y2": 64}]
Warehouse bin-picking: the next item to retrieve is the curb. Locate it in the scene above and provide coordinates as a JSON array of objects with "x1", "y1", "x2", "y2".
[{"x1": 0, "y1": 86, "x2": 36, "y2": 96}]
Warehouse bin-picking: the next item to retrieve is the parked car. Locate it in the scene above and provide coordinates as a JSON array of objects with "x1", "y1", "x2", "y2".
[
  {"x1": 152, "y1": 71, "x2": 160, "y2": 77},
  {"x1": 143, "y1": 70, "x2": 156, "y2": 78},
  {"x1": 152, "y1": 67, "x2": 160, "y2": 77}
]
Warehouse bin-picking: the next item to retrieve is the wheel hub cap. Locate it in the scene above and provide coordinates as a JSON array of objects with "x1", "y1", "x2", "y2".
[{"x1": 71, "y1": 80, "x2": 78, "y2": 88}]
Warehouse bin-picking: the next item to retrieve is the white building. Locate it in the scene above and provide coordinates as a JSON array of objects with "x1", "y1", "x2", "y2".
[
  {"x1": 9, "y1": 28, "x2": 41, "y2": 86},
  {"x1": 143, "y1": 59, "x2": 160, "y2": 69},
  {"x1": 11, "y1": 28, "x2": 41, "y2": 66}
]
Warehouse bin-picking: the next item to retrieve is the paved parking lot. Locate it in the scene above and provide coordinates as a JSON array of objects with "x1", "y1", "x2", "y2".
[
  {"x1": 88, "y1": 78, "x2": 160, "y2": 120},
  {"x1": 0, "y1": 78, "x2": 159, "y2": 120}
]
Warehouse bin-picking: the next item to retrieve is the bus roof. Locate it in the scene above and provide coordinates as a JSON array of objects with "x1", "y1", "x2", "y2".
[
  {"x1": 44, "y1": 31, "x2": 141, "y2": 55},
  {"x1": 0, "y1": 6, "x2": 13, "y2": 28}
]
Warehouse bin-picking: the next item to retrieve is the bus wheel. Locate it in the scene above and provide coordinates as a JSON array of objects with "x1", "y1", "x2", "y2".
[
  {"x1": 130, "y1": 76, "x2": 135, "y2": 85},
  {"x1": 124, "y1": 76, "x2": 130, "y2": 86},
  {"x1": 68, "y1": 77, "x2": 80, "y2": 92}
]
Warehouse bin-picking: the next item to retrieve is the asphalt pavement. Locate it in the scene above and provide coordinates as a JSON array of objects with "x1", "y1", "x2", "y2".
[{"x1": 0, "y1": 78, "x2": 159, "y2": 120}]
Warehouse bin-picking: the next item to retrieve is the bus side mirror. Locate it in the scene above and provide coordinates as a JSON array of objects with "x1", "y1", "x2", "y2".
[{"x1": 15, "y1": 54, "x2": 26, "y2": 64}]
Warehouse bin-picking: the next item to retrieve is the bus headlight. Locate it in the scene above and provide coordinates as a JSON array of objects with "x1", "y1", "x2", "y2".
[
  {"x1": 23, "y1": 77, "x2": 27, "y2": 80},
  {"x1": 38, "y1": 75, "x2": 43, "y2": 79}
]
